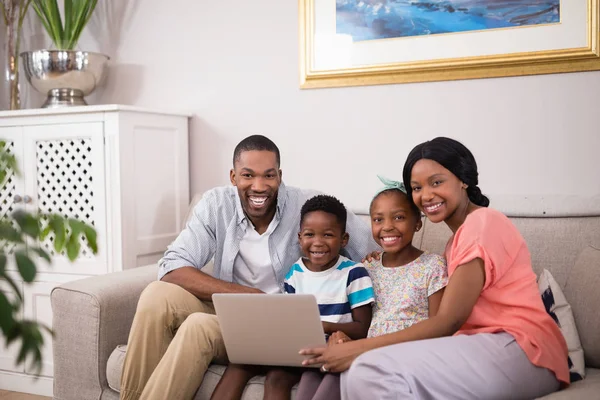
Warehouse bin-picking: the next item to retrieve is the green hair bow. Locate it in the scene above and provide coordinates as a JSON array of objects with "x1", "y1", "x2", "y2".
[{"x1": 373, "y1": 175, "x2": 407, "y2": 199}]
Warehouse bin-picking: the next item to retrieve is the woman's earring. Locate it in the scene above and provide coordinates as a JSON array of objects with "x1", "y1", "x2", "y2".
[{"x1": 462, "y1": 183, "x2": 468, "y2": 189}]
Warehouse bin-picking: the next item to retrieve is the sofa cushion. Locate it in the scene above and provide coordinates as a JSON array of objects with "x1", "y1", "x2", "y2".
[
  {"x1": 106, "y1": 345, "x2": 298, "y2": 400},
  {"x1": 562, "y1": 246, "x2": 600, "y2": 369},
  {"x1": 538, "y1": 269, "x2": 585, "y2": 381},
  {"x1": 536, "y1": 368, "x2": 600, "y2": 399}
]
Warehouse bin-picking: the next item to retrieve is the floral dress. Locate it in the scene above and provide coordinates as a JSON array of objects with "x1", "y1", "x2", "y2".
[{"x1": 364, "y1": 251, "x2": 448, "y2": 338}]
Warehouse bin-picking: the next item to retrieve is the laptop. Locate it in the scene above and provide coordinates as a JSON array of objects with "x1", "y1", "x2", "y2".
[{"x1": 212, "y1": 293, "x2": 326, "y2": 367}]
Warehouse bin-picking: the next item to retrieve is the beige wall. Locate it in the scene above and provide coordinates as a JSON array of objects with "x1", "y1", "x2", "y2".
[{"x1": 20, "y1": 0, "x2": 600, "y2": 214}]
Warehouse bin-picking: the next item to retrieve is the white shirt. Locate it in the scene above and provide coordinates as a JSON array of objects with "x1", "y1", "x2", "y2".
[{"x1": 232, "y1": 219, "x2": 281, "y2": 294}]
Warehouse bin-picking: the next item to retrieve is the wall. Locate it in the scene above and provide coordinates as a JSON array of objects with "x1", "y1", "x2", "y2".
[{"x1": 16, "y1": 0, "x2": 600, "y2": 214}]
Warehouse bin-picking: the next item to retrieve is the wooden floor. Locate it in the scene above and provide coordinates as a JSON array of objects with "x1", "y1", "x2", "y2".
[{"x1": 0, "y1": 390, "x2": 50, "y2": 400}]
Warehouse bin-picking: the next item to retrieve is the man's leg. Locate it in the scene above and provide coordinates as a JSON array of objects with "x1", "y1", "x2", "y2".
[
  {"x1": 140, "y1": 311, "x2": 228, "y2": 399},
  {"x1": 342, "y1": 333, "x2": 561, "y2": 400},
  {"x1": 120, "y1": 281, "x2": 215, "y2": 400}
]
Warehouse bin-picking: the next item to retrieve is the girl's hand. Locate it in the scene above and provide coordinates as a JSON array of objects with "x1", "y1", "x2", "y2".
[
  {"x1": 300, "y1": 340, "x2": 368, "y2": 373},
  {"x1": 329, "y1": 331, "x2": 352, "y2": 346},
  {"x1": 361, "y1": 251, "x2": 380, "y2": 263}
]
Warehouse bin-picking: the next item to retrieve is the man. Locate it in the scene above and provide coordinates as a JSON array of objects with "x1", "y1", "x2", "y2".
[{"x1": 120, "y1": 135, "x2": 377, "y2": 400}]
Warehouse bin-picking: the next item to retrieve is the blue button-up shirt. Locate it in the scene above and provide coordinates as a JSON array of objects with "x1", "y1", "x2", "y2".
[{"x1": 158, "y1": 182, "x2": 378, "y2": 290}]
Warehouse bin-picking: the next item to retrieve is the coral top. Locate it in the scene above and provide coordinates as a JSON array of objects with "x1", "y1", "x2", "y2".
[{"x1": 445, "y1": 208, "x2": 569, "y2": 385}]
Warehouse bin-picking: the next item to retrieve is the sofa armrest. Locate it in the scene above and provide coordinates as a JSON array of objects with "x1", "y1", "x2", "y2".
[{"x1": 51, "y1": 265, "x2": 157, "y2": 400}]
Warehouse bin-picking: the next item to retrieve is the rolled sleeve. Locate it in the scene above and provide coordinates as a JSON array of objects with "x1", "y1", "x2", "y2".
[{"x1": 157, "y1": 193, "x2": 218, "y2": 280}]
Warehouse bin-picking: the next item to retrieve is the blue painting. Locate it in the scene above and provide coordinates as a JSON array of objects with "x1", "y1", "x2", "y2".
[{"x1": 336, "y1": 0, "x2": 561, "y2": 41}]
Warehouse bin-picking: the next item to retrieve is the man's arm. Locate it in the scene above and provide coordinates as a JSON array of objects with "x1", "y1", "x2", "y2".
[
  {"x1": 161, "y1": 267, "x2": 262, "y2": 301},
  {"x1": 159, "y1": 191, "x2": 260, "y2": 300}
]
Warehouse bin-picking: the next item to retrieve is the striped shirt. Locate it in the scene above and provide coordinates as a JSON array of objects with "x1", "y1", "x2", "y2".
[
  {"x1": 284, "y1": 256, "x2": 375, "y2": 323},
  {"x1": 158, "y1": 183, "x2": 379, "y2": 289}
]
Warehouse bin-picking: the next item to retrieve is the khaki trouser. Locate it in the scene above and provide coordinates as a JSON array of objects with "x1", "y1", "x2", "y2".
[{"x1": 120, "y1": 281, "x2": 228, "y2": 400}]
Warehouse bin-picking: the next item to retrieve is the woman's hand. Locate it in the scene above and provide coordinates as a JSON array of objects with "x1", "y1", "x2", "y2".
[
  {"x1": 328, "y1": 331, "x2": 352, "y2": 346},
  {"x1": 361, "y1": 251, "x2": 380, "y2": 263},
  {"x1": 300, "y1": 339, "x2": 368, "y2": 373}
]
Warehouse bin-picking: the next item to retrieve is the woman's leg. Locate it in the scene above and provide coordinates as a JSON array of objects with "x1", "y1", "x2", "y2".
[
  {"x1": 210, "y1": 364, "x2": 261, "y2": 400},
  {"x1": 264, "y1": 368, "x2": 302, "y2": 400},
  {"x1": 342, "y1": 333, "x2": 560, "y2": 400},
  {"x1": 312, "y1": 373, "x2": 341, "y2": 400},
  {"x1": 295, "y1": 370, "x2": 323, "y2": 400}
]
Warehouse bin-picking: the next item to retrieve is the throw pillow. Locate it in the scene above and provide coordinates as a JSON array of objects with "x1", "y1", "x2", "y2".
[{"x1": 538, "y1": 269, "x2": 585, "y2": 382}]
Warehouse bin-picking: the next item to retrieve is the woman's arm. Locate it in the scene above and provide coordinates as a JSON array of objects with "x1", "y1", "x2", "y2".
[
  {"x1": 358, "y1": 257, "x2": 484, "y2": 349},
  {"x1": 428, "y1": 288, "x2": 445, "y2": 317},
  {"x1": 301, "y1": 258, "x2": 485, "y2": 372},
  {"x1": 322, "y1": 304, "x2": 372, "y2": 340}
]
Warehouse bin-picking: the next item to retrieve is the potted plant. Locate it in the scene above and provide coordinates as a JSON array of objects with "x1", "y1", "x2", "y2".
[
  {"x1": 20, "y1": 0, "x2": 109, "y2": 108},
  {"x1": 0, "y1": 141, "x2": 97, "y2": 372}
]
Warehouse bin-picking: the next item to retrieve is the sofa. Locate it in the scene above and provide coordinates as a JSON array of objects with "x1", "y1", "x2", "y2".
[{"x1": 51, "y1": 196, "x2": 600, "y2": 400}]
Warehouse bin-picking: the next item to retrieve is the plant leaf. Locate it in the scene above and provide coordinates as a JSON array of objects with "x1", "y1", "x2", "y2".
[
  {"x1": 49, "y1": 215, "x2": 66, "y2": 252},
  {"x1": 12, "y1": 210, "x2": 40, "y2": 238},
  {"x1": 40, "y1": 223, "x2": 51, "y2": 241},
  {"x1": 65, "y1": 235, "x2": 80, "y2": 261},
  {"x1": 31, "y1": 246, "x2": 51, "y2": 263},
  {"x1": 0, "y1": 291, "x2": 15, "y2": 335},
  {"x1": 0, "y1": 222, "x2": 22, "y2": 243},
  {"x1": 82, "y1": 224, "x2": 97, "y2": 254},
  {"x1": 15, "y1": 251, "x2": 36, "y2": 283},
  {"x1": 0, "y1": 271, "x2": 23, "y2": 302}
]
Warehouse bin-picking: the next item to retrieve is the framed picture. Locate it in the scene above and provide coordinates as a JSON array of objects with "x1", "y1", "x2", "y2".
[{"x1": 299, "y1": 0, "x2": 600, "y2": 88}]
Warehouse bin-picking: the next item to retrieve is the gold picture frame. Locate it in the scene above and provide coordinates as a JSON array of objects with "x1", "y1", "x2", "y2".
[{"x1": 299, "y1": 0, "x2": 600, "y2": 89}]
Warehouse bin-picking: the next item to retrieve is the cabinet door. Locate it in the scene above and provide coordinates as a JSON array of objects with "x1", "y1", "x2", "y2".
[
  {"x1": 22, "y1": 123, "x2": 108, "y2": 275},
  {"x1": 22, "y1": 281, "x2": 56, "y2": 377},
  {"x1": 0, "y1": 127, "x2": 26, "y2": 262},
  {"x1": 0, "y1": 278, "x2": 25, "y2": 373}
]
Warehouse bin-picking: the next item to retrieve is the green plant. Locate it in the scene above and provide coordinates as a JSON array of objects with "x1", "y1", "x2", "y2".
[
  {"x1": 0, "y1": 141, "x2": 97, "y2": 373},
  {"x1": 31, "y1": 0, "x2": 98, "y2": 50}
]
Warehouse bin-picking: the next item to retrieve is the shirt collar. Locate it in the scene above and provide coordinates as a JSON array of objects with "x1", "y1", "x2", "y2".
[{"x1": 234, "y1": 181, "x2": 288, "y2": 226}]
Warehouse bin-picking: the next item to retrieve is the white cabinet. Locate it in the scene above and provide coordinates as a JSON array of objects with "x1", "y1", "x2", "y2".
[{"x1": 0, "y1": 105, "x2": 190, "y2": 395}]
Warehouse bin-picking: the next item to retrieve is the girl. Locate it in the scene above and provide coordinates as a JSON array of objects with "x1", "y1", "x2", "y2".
[
  {"x1": 295, "y1": 176, "x2": 447, "y2": 400},
  {"x1": 300, "y1": 137, "x2": 569, "y2": 399}
]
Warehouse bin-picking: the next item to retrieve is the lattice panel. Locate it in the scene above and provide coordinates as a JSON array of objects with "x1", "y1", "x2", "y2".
[
  {"x1": 0, "y1": 141, "x2": 17, "y2": 254},
  {"x1": 36, "y1": 139, "x2": 96, "y2": 259}
]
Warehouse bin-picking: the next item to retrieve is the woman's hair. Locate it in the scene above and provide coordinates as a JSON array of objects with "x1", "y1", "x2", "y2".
[{"x1": 402, "y1": 137, "x2": 490, "y2": 207}]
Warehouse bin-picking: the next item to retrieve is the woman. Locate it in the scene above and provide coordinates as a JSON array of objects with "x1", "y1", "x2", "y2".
[{"x1": 300, "y1": 137, "x2": 568, "y2": 399}]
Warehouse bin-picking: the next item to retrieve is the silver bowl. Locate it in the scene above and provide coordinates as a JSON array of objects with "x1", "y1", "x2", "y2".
[{"x1": 20, "y1": 50, "x2": 110, "y2": 108}]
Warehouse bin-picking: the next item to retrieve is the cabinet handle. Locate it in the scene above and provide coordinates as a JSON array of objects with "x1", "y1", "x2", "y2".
[
  {"x1": 14, "y1": 194, "x2": 22, "y2": 203},
  {"x1": 23, "y1": 195, "x2": 32, "y2": 204}
]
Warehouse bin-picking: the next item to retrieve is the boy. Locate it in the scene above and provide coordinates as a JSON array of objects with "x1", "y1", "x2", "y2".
[{"x1": 211, "y1": 195, "x2": 374, "y2": 400}]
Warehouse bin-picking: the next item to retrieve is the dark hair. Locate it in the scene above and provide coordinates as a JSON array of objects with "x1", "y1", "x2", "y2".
[
  {"x1": 300, "y1": 195, "x2": 347, "y2": 232},
  {"x1": 370, "y1": 189, "x2": 421, "y2": 220},
  {"x1": 402, "y1": 137, "x2": 490, "y2": 207},
  {"x1": 233, "y1": 135, "x2": 281, "y2": 167}
]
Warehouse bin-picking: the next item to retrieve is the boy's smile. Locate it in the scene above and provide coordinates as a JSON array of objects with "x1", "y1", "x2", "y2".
[{"x1": 298, "y1": 210, "x2": 349, "y2": 272}]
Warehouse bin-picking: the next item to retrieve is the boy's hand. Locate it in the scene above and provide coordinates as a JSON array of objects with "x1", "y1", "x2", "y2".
[
  {"x1": 328, "y1": 331, "x2": 352, "y2": 346},
  {"x1": 362, "y1": 251, "x2": 381, "y2": 263}
]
